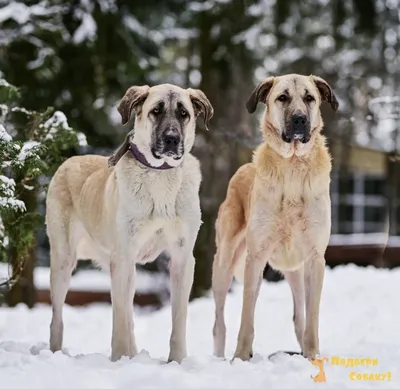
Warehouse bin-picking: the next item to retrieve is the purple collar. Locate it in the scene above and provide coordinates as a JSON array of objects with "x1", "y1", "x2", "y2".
[{"x1": 129, "y1": 142, "x2": 175, "y2": 170}]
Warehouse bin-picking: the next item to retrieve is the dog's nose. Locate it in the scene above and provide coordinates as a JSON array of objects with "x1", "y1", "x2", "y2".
[
  {"x1": 164, "y1": 134, "x2": 180, "y2": 146},
  {"x1": 163, "y1": 130, "x2": 181, "y2": 151},
  {"x1": 291, "y1": 113, "x2": 307, "y2": 127},
  {"x1": 291, "y1": 113, "x2": 308, "y2": 140}
]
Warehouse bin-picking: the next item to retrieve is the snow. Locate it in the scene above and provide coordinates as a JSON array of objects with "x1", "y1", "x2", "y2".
[
  {"x1": 71, "y1": 0, "x2": 97, "y2": 44},
  {"x1": 0, "y1": 263, "x2": 169, "y2": 295},
  {"x1": 0, "y1": 124, "x2": 12, "y2": 142},
  {"x1": 27, "y1": 47, "x2": 55, "y2": 70},
  {"x1": 0, "y1": 175, "x2": 26, "y2": 211},
  {"x1": 42, "y1": 111, "x2": 78, "y2": 142},
  {"x1": 0, "y1": 104, "x2": 9, "y2": 119},
  {"x1": 329, "y1": 233, "x2": 400, "y2": 247},
  {"x1": 73, "y1": 12, "x2": 97, "y2": 44},
  {"x1": 123, "y1": 15, "x2": 147, "y2": 37},
  {"x1": 97, "y1": 0, "x2": 117, "y2": 13},
  {"x1": 0, "y1": 195, "x2": 26, "y2": 210},
  {"x1": 11, "y1": 107, "x2": 31, "y2": 115},
  {"x1": 0, "y1": 265, "x2": 399, "y2": 389},
  {"x1": 17, "y1": 140, "x2": 41, "y2": 161},
  {"x1": 0, "y1": 175, "x2": 17, "y2": 196},
  {"x1": 0, "y1": 79, "x2": 12, "y2": 87},
  {"x1": 369, "y1": 96, "x2": 400, "y2": 120},
  {"x1": 0, "y1": 1, "x2": 62, "y2": 25},
  {"x1": 77, "y1": 132, "x2": 88, "y2": 147},
  {"x1": 0, "y1": 196, "x2": 25, "y2": 211},
  {"x1": 43, "y1": 111, "x2": 70, "y2": 131}
]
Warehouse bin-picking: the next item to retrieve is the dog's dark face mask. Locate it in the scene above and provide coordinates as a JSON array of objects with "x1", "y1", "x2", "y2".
[
  {"x1": 245, "y1": 75, "x2": 339, "y2": 146},
  {"x1": 148, "y1": 95, "x2": 190, "y2": 161},
  {"x1": 108, "y1": 85, "x2": 214, "y2": 168}
]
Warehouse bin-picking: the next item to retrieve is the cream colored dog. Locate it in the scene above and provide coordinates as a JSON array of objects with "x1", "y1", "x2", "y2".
[
  {"x1": 211, "y1": 74, "x2": 339, "y2": 361},
  {"x1": 46, "y1": 83, "x2": 213, "y2": 363}
]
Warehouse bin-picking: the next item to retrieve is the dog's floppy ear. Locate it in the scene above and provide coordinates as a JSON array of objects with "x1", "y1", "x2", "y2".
[
  {"x1": 246, "y1": 76, "x2": 275, "y2": 114},
  {"x1": 117, "y1": 85, "x2": 150, "y2": 125},
  {"x1": 187, "y1": 88, "x2": 214, "y2": 131},
  {"x1": 311, "y1": 76, "x2": 339, "y2": 111}
]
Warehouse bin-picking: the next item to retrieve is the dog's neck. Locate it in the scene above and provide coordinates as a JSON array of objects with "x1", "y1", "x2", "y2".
[{"x1": 129, "y1": 142, "x2": 175, "y2": 170}]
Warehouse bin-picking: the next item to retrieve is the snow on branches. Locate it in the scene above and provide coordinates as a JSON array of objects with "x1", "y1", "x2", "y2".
[{"x1": 0, "y1": 77, "x2": 85, "y2": 286}]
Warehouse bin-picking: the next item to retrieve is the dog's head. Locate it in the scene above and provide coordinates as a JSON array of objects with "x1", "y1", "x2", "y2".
[
  {"x1": 246, "y1": 74, "x2": 338, "y2": 158},
  {"x1": 117, "y1": 83, "x2": 213, "y2": 168}
]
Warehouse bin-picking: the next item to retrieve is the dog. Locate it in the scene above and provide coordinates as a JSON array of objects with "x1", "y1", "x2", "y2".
[
  {"x1": 46, "y1": 83, "x2": 213, "y2": 363},
  {"x1": 211, "y1": 74, "x2": 338, "y2": 361}
]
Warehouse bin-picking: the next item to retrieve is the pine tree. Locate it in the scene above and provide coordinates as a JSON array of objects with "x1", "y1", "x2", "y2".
[
  {"x1": 0, "y1": 77, "x2": 85, "y2": 305},
  {"x1": 0, "y1": 0, "x2": 169, "y2": 149}
]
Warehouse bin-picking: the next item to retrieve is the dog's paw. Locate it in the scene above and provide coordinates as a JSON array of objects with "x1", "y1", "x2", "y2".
[
  {"x1": 231, "y1": 348, "x2": 253, "y2": 362},
  {"x1": 302, "y1": 332, "x2": 319, "y2": 360},
  {"x1": 167, "y1": 349, "x2": 187, "y2": 364},
  {"x1": 110, "y1": 347, "x2": 137, "y2": 362},
  {"x1": 168, "y1": 339, "x2": 187, "y2": 364},
  {"x1": 302, "y1": 348, "x2": 320, "y2": 360}
]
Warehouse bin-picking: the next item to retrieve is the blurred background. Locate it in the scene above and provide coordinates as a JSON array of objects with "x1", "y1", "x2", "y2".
[{"x1": 0, "y1": 0, "x2": 399, "y2": 310}]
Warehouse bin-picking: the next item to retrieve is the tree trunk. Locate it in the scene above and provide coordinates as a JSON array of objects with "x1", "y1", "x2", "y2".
[
  {"x1": 6, "y1": 187, "x2": 37, "y2": 308},
  {"x1": 190, "y1": 3, "x2": 257, "y2": 298},
  {"x1": 6, "y1": 244, "x2": 36, "y2": 308},
  {"x1": 191, "y1": 11, "x2": 215, "y2": 299}
]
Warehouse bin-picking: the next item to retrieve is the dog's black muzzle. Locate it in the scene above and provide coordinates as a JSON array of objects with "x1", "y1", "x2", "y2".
[
  {"x1": 282, "y1": 113, "x2": 311, "y2": 144},
  {"x1": 152, "y1": 127, "x2": 184, "y2": 159}
]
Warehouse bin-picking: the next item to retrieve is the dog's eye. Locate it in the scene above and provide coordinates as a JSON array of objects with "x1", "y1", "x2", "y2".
[
  {"x1": 152, "y1": 107, "x2": 160, "y2": 115},
  {"x1": 180, "y1": 109, "x2": 188, "y2": 117},
  {"x1": 305, "y1": 95, "x2": 315, "y2": 102},
  {"x1": 277, "y1": 95, "x2": 288, "y2": 102}
]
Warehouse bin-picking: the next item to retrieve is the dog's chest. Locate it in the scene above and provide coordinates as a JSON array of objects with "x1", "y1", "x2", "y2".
[
  {"x1": 118, "y1": 171, "x2": 187, "y2": 261},
  {"x1": 259, "y1": 165, "x2": 326, "y2": 228},
  {"x1": 119, "y1": 169, "x2": 182, "y2": 220}
]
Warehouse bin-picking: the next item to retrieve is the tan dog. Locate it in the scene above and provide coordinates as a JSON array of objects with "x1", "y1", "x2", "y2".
[
  {"x1": 211, "y1": 74, "x2": 338, "y2": 361},
  {"x1": 46, "y1": 84, "x2": 213, "y2": 363}
]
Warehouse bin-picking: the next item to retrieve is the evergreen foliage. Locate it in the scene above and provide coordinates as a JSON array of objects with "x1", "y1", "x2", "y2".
[{"x1": 0, "y1": 77, "x2": 84, "y2": 290}]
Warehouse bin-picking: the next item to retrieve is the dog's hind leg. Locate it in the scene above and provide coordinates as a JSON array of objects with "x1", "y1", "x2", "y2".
[
  {"x1": 212, "y1": 237, "x2": 245, "y2": 358},
  {"x1": 283, "y1": 267, "x2": 305, "y2": 351},
  {"x1": 212, "y1": 200, "x2": 246, "y2": 359},
  {"x1": 212, "y1": 248, "x2": 233, "y2": 359},
  {"x1": 48, "y1": 214, "x2": 78, "y2": 353}
]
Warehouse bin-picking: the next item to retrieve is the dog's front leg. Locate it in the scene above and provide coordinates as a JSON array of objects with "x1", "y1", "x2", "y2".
[
  {"x1": 232, "y1": 252, "x2": 265, "y2": 362},
  {"x1": 110, "y1": 245, "x2": 137, "y2": 362},
  {"x1": 303, "y1": 256, "x2": 325, "y2": 359},
  {"x1": 168, "y1": 247, "x2": 195, "y2": 363},
  {"x1": 283, "y1": 267, "x2": 305, "y2": 351},
  {"x1": 167, "y1": 204, "x2": 201, "y2": 363}
]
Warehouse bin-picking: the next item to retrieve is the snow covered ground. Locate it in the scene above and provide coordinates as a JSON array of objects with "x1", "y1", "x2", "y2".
[
  {"x1": 0, "y1": 264, "x2": 399, "y2": 389},
  {"x1": 0, "y1": 263, "x2": 169, "y2": 295}
]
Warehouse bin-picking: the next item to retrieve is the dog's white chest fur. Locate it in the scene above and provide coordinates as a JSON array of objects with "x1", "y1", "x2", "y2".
[
  {"x1": 119, "y1": 166, "x2": 182, "y2": 219},
  {"x1": 114, "y1": 161, "x2": 187, "y2": 263}
]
